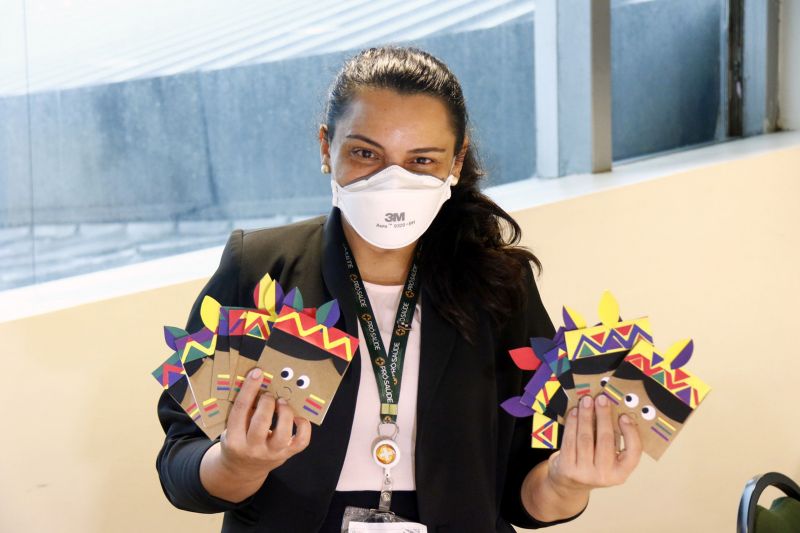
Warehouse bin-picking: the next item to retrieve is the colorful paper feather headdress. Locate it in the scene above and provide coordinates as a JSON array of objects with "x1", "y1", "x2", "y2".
[{"x1": 151, "y1": 272, "x2": 359, "y2": 439}]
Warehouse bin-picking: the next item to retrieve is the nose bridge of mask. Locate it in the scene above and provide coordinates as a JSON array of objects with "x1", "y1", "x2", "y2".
[{"x1": 340, "y1": 164, "x2": 446, "y2": 193}]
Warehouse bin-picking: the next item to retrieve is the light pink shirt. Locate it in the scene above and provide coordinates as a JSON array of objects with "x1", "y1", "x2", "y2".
[{"x1": 335, "y1": 280, "x2": 421, "y2": 491}]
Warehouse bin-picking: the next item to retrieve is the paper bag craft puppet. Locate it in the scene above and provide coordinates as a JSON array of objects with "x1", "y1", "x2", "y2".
[
  {"x1": 153, "y1": 296, "x2": 235, "y2": 440},
  {"x1": 255, "y1": 293, "x2": 356, "y2": 425},
  {"x1": 152, "y1": 349, "x2": 203, "y2": 428},
  {"x1": 226, "y1": 275, "x2": 287, "y2": 402},
  {"x1": 176, "y1": 297, "x2": 229, "y2": 436},
  {"x1": 602, "y1": 338, "x2": 710, "y2": 460},
  {"x1": 561, "y1": 291, "x2": 652, "y2": 414},
  {"x1": 501, "y1": 337, "x2": 565, "y2": 419},
  {"x1": 500, "y1": 335, "x2": 567, "y2": 449},
  {"x1": 210, "y1": 306, "x2": 248, "y2": 401},
  {"x1": 499, "y1": 307, "x2": 589, "y2": 448},
  {"x1": 152, "y1": 313, "x2": 224, "y2": 440}
]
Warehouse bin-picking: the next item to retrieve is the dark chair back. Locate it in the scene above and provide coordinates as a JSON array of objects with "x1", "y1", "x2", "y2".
[{"x1": 738, "y1": 471, "x2": 800, "y2": 533}]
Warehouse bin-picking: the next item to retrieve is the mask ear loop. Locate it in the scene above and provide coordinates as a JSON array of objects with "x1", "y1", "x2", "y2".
[
  {"x1": 330, "y1": 176, "x2": 342, "y2": 208},
  {"x1": 448, "y1": 156, "x2": 459, "y2": 186}
]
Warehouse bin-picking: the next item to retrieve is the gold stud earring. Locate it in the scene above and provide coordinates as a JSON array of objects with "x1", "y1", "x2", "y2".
[{"x1": 321, "y1": 163, "x2": 331, "y2": 174}]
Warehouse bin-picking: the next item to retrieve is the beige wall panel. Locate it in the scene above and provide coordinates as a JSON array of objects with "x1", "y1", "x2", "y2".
[{"x1": 0, "y1": 280, "x2": 219, "y2": 532}]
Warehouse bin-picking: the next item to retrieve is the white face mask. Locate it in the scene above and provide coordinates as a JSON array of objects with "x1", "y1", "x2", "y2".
[{"x1": 330, "y1": 161, "x2": 456, "y2": 250}]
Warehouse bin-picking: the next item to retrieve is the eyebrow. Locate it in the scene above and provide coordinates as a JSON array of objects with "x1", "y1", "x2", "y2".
[{"x1": 345, "y1": 133, "x2": 446, "y2": 153}]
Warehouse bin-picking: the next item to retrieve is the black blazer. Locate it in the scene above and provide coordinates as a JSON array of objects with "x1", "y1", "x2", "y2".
[{"x1": 156, "y1": 207, "x2": 581, "y2": 532}]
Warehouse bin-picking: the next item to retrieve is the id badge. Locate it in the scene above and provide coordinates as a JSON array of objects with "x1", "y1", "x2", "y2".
[{"x1": 342, "y1": 507, "x2": 428, "y2": 533}]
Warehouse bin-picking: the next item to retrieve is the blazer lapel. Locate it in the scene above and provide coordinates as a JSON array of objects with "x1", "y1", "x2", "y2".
[
  {"x1": 295, "y1": 208, "x2": 361, "y2": 505},
  {"x1": 321, "y1": 207, "x2": 360, "y2": 340},
  {"x1": 416, "y1": 287, "x2": 457, "y2": 428},
  {"x1": 414, "y1": 281, "x2": 457, "y2": 524}
]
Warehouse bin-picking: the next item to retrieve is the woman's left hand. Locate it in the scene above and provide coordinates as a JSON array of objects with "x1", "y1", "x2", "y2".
[
  {"x1": 547, "y1": 393, "x2": 642, "y2": 496},
  {"x1": 520, "y1": 392, "x2": 643, "y2": 522}
]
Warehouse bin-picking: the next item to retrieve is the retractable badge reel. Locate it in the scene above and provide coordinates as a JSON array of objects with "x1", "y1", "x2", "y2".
[
  {"x1": 373, "y1": 422, "x2": 401, "y2": 513},
  {"x1": 342, "y1": 424, "x2": 426, "y2": 532}
]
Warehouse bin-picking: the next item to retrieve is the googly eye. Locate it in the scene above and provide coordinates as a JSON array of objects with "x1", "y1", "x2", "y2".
[
  {"x1": 624, "y1": 393, "x2": 639, "y2": 408},
  {"x1": 296, "y1": 375, "x2": 311, "y2": 389},
  {"x1": 641, "y1": 405, "x2": 656, "y2": 421},
  {"x1": 600, "y1": 377, "x2": 609, "y2": 388},
  {"x1": 280, "y1": 367, "x2": 294, "y2": 380}
]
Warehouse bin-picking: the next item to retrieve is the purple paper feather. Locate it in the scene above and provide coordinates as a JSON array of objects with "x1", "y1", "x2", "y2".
[
  {"x1": 316, "y1": 300, "x2": 341, "y2": 328},
  {"x1": 284, "y1": 287, "x2": 304, "y2": 312},
  {"x1": 530, "y1": 337, "x2": 556, "y2": 363},
  {"x1": 273, "y1": 282, "x2": 285, "y2": 313},
  {"x1": 163, "y1": 326, "x2": 186, "y2": 351},
  {"x1": 562, "y1": 307, "x2": 578, "y2": 330},
  {"x1": 501, "y1": 397, "x2": 536, "y2": 418}
]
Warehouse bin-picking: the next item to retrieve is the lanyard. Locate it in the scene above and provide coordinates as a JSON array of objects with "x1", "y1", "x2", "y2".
[
  {"x1": 342, "y1": 241, "x2": 421, "y2": 425},
  {"x1": 342, "y1": 240, "x2": 422, "y2": 513}
]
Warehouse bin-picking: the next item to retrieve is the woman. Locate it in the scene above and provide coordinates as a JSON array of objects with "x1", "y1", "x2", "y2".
[{"x1": 156, "y1": 45, "x2": 642, "y2": 532}]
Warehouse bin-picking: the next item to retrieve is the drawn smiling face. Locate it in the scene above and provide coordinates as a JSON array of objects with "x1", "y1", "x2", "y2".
[
  {"x1": 265, "y1": 348, "x2": 333, "y2": 399},
  {"x1": 256, "y1": 327, "x2": 350, "y2": 425},
  {"x1": 603, "y1": 362, "x2": 692, "y2": 460}
]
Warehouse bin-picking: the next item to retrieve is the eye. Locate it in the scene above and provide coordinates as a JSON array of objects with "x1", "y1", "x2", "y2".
[
  {"x1": 624, "y1": 393, "x2": 639, "y2": 408},
  {"x1": 600, "y1": 377, "x2": 609, "y2": 388},
  {"x1": 296, "y1": 375, "x2": 311, "y2": 389},
  {"x1": 280, "y1": 367, "x2": 294, "y2": 380},
  {"x1": 641, "y1": 405, "x2": 656, "y2": 421},
  {"x1": 352, "y1": 148, "x2": 377, "y2": 160},
  {"x1": 412, "y1": 157, "x2": 434, "y2": 165}
]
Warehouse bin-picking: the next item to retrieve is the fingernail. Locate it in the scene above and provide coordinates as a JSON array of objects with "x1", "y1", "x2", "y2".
[
  {"x1": 277, "y1": 398, "x2": 288, "y2": 405},
  {"x1": 620, "y1": 414, "x2": 631, "y2": 425},
  {"x1": 597, "y1": 394, "x2": 608, "y2": 407},
  {"x1": 570, "y1": 408, "x2": 578, "y2": 417},
  {"x1": 249, "y1": 368, "x2": 262, "y2": 379},
  {"x1": 581, "y1": 395, "x2": 593, "y2": 408}
]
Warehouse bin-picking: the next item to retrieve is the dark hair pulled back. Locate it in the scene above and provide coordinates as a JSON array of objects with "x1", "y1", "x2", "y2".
[{"x1": 323, "y1": 45, "x2": 542, "y2": 343}]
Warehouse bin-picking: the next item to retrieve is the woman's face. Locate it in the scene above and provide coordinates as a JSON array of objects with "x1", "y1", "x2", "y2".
[{"x1": 319, "y1": 87, "x2": 467, "y2": 187}]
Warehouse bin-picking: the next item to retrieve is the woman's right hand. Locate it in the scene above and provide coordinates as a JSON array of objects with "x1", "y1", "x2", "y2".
[{"x1": 199, "y1": 367, "x2": 312, "y2": 503}]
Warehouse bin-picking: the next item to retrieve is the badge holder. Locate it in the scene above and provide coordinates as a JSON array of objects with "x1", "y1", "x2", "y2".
[{"x1": 341, "y1": 425, "x2": 427, "y2": 533}]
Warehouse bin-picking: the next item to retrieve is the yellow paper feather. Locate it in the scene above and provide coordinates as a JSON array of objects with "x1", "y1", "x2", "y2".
[
  {"x1": 598, "y1": 290, "x2": 620, "y2": 328},
  {"x1": 200, "y1": 295, "x2": 221, "y2": 331}
]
